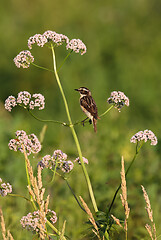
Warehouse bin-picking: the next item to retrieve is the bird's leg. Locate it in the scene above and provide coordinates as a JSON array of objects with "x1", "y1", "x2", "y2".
[
  {"x1": 81, "y1": 117, "x2": 89, "y2": 126},
  {"x1": 89, "y1": 119, "x2": 92, "y2": 124}
]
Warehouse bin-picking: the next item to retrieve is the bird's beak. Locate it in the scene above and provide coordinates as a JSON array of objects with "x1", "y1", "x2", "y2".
[{"x1": 74, "y1": 88, "x2": 79, "y2": 91}]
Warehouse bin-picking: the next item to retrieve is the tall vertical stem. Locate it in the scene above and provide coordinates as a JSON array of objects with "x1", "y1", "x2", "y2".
[{"x1": 51, "y1": 45, "x2": 98, "y2": 213}]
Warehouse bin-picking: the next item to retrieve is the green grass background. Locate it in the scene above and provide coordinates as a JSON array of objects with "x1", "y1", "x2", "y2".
[{"x1": 0, "y1": 0, "x2": 161, "y2": 239}]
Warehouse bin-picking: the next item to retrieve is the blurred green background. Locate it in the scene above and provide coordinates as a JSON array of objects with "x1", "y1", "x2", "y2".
[{"x1": 0, "y1": 0, "x2": 161, "y2": 239}]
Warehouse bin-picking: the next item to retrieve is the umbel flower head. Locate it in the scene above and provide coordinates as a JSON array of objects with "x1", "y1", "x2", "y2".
[
  {"x1": 107, "y1": 91, "x2": 129, "y2": 112},
  {"x1": 14, "y1": 50, "x2": 34, "y2": 68},
  {"x1": 8, "y1": 130, "x2": 41, "y2": 155},
  {"x1": 0, "y1": 178, "x2": 12, "y2": 197},
  {"x1": 4, "y1": 95, "x2": 17, "y2": 112},
  {"x1": 43, "y1": 30, "x2": 69, "y2": 46},
  {"x1": 28, "y1": 30, "x2": 69, "y2": 49},
  {"x1": 17, "y1": 91, "x2": 31, "y2": 106},
  {"x1": 66, "y1": 39, "x2": 87, "y2": 55},
  {"x1": 14, "y1": 30, "x2": 86, "y2": 67},
  {"x1": 4, "y1": 91, "x2": 45, "y2": 112},
  {"x1": 37, "y1": 150, "x2": 74, "y2": 173},
  {"x1": 28, "y1": 33, "x2": 48, "y2": 49},
  {"x1": 27, "y1": 30, "x2": 87, "y2": 54},
  {"x1": 29, "y1": 93, "x2": 45, "y2": 110},
  {"x1": 130, "y1": 130, "x2": 158, "y2": 146},
  {"x1": 20, "y1": 209, "x2": 57, "y2": 235}
]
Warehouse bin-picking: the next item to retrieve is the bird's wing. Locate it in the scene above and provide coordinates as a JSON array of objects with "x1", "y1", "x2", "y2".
[{"x1": 80, "y1": 96, "x2": 98, "y2": 119}]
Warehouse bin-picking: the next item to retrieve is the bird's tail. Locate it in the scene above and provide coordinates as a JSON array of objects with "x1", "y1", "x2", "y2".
[{"x1": 93, "y1": 118, "x2": 97, "y2": 133}]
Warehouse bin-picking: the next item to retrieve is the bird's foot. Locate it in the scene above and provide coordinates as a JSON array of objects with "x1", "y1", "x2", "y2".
[{"x1": 81, "y1": 117, "x2": 89, "y2": 126}]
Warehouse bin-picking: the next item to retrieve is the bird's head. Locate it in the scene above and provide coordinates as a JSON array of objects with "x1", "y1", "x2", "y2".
[{"x1": 75, "y1": 87, "x2": 91, "y2": 96}]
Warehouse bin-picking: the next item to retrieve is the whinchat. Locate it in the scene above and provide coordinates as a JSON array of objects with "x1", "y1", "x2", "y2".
[{"x1": 75, "y1": 87, "x2": 100, "y2": 132}]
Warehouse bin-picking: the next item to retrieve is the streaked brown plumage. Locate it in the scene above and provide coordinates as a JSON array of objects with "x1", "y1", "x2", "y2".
[{"x1": 75, "y1": 87, "x2": 99, "y2": 132}]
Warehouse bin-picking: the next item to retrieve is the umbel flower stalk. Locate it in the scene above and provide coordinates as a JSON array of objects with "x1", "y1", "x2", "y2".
[{"x1": 51, "y1": 44, "x2": 98, "y2": 213}]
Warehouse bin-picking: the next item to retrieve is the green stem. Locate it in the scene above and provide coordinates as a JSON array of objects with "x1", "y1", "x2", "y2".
[
  {"x1": 27, "y1": 109, "x2": 68, "y2": 126},
  {"x1": 31, "y1": 62, "x2": 54, "y2": 73},
  {"x1": 46, "y1": 220, "x2": 67, "y2": 240},
  {"x1": 25, "y1": 155, "x2": 30, "y2": 186},
  {"x1": 72, "y1": 105, "x2": 114, "y2": 126},
  {"x1": 107, "y1": 141, "x2": 144, "y2": 215},
  {"x1": 99, "y1": 105, "x2": 114, "y2": 118},
  {"x1": 65, "y1": 179, "x2": 86, "y2": 212},
  {"x1": 51, "y1": 160, "x2": 59, "y2": 183},
  {"x1": 26, "y1": 105, "x2": 113, "y2": 129},
  {"x1": 57, "y1": 50, "x2": 73, "y2": 72},
  {"x1": 51, "y1": 44, "x2": 98, "y2": 213},
  {"x1": 50, "y1": 170, "x2": 85, "y2": 212},
  {"x1": 9, "y1": 193, "x2": 31, "y2": 202},
  {"x1": 104, "y1": 230, "x2": 110, "y2": 240}
]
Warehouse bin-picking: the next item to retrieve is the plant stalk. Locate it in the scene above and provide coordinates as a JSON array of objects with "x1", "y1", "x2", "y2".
[{"x1": 51, "y1": 44, "x2": 98, "y2": 213}]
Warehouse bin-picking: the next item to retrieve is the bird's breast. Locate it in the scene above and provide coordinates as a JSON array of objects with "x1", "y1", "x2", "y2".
[{"x1": 80, "y1": 105, "x2": 93, "y2": 120}]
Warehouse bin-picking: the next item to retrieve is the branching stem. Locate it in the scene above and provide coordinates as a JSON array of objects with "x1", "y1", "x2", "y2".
[{"x1": 51, "y1": 44, "x2": 98, "y2": 213}]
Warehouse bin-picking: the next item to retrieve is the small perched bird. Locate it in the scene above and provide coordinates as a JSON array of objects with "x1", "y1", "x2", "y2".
[{"x1": 75, "y1": 87, "x2": 100, "y2": 132}]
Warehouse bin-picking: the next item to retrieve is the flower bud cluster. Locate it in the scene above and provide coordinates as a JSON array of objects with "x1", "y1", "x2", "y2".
[
  {"x1": 37, "y1": 150, "x2": 74, "y2": 173},
  {"x1": 20, "y1": 209, "x2": 57, "y2": 234},
  {"x1": 107, "y1": 91, "x2": 129, "y2": 112},
  {"x1": 14, "y1": 50, "x2": 34, "y2": 68},
  {"x1": 5, "y1": 91, "x2": 45, "y2": 112},
  {"x1": 130, "y1": 130, "x2": 158, "y2": 146},
  {"x1": 8, "y1": 130, "x2": 41, "y2": 155},
  {"x1": 0, "y1": 178, "x2": 12, "y2": 197}
]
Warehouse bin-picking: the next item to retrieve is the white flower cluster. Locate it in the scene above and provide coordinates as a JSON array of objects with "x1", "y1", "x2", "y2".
[
  {"x1": 66, "y1": 39, "x2": 87, "y2": 55},
  {"x1": 38, "y1": 150, "x2": 89, "y2": 174},
  {"x1": 8, "y1": 130, "x2": 41, "y2": 155},
  {"x1": 20, "y1": 209, "x2": 57, "y2": 235},
  {"x1": 107, "y1": 91, "x2": 129, "y2": 112},
  {"x1": 14, "y1": 50, "x2": 34, "y2": 68},
  {"x1": 37, "y1": 150, "x2": 74, "y2": 173},
  {"x1": 0, "y1": 178, "x2": 12, "y2": 197},
  {"x1": 130, "y1": 130, "x2": 158, "y2": 146},
  {"x1": 4, "y1": 96, "x2": 17, "y2": 112},
  {"x1": 14, "y1": 30, "x2": 87, "y2": 68},
  {"x1": 27, "y1": 30, "x2": 87, "y2": 55},
  {"x1": 28, "y1": 34, "x2": 48, "y2": 49},
  {"x1": 5, "y1": 91, "x2": 45, "y2": 112}
]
